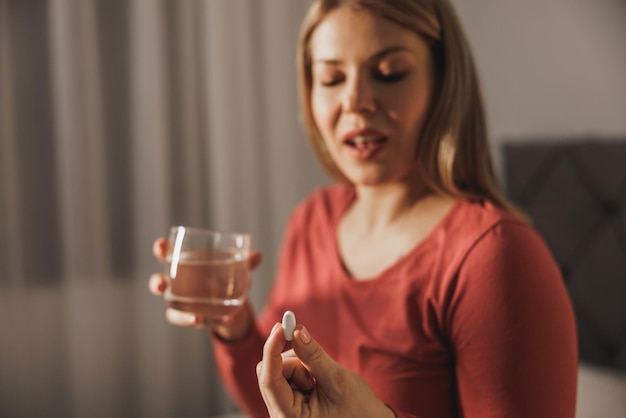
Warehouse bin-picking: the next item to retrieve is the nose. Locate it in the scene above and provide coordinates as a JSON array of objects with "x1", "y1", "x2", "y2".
[{"x1": 342, "y1": 74, "x2": 376, "y2": 114}]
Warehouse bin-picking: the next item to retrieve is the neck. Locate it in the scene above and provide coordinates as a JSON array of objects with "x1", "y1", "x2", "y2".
[{"x1": 351, "y1": 180, "x2": 433, "y2": 232}]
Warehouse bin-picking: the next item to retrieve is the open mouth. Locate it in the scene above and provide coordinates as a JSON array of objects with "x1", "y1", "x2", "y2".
[
  {"x1": 342, "y1": 131, "x2": 388, "y2": 160},
  {"x1": 344, "y1": 135, "x2": 388, "y2": 149}
]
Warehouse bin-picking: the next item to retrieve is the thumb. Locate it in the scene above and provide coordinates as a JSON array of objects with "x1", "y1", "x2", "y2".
[{"x1": 292, "y1": 325, "x2": 342, "y2": 395}]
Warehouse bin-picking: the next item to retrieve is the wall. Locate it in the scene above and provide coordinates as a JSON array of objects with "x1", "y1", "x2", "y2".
[{"x1": 452, "y1": 0, "x2": 626, "y2": 172}]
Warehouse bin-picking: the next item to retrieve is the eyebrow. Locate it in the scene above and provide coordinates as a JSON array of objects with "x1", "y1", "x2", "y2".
[{"x1": 312, "y1": 46, "x2": 413, "y2": 65}]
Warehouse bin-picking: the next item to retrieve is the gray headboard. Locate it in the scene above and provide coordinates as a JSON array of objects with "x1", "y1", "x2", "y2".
[{"x1": 502, "y1": 139, "x2": 626, "y2": 370}]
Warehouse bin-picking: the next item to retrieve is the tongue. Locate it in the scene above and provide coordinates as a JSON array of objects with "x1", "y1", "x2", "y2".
[{"x1": 348, "y1": 139, "x2": 385, "y2": 160}]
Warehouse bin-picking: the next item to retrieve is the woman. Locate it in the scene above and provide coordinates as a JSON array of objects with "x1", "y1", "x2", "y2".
[{"x1": 150, "y1": 1, "x2": 578, "y2": 417}]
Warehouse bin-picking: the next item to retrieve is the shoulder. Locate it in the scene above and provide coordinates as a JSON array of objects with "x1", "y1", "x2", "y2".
[
  {"x1": 279, "y1": 183, "x2": 354, "y2": 247},
  {"x1": 464, "y1": 199, "x2": 553, "y2": 265},
  {"x1": 438, "y1": 199, "x2": 543, "y2": 262},
  {"x1": 288, "y1": 183, "x2": 354, "y2": 227},
  {"x1": 433, "y1": 199, "x2": 563, "y2": 296},
  {"x1": 439, "y1": 200, "x2": 571, "y2": 337},
  {"x1": 439, "y1": 198, "x2": 564, "y2": 304}
]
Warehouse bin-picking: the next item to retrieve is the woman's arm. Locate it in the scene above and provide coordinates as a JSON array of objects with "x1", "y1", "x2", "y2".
[
  {"x1": 211, "y1": 302, "x2": 270, "y2": 418},
  {"x1": 211, "y1": 200, "x2": 313, "y2": 418},
  {"x1": 449, "y1": 222, "x2": 578, "y2": 417}
]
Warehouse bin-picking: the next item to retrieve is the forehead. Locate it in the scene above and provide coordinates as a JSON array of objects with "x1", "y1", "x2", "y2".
[{"x1": 309, "y1": 7, "x2": 425, "y2": 61}]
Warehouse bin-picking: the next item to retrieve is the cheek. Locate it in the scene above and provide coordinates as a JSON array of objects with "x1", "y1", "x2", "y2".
[
  {"x1": 311, "y1": 91, "x2": 335, "y2": 135},
  {"x1": 390, "y1": 88, "x2": 431, "y2": 133}
]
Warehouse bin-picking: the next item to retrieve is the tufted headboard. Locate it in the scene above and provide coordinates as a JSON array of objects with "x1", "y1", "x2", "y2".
[{"x1": 502, "y1": 139, "x2": 626, "y2": 370}]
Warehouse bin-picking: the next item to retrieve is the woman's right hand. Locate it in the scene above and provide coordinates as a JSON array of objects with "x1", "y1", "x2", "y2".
[
  {"x1": 148, "y1": 237, "x2": 263, "y2": 341},
  {"x1": 257, "y1": 323, "x2": 396, "y2": 418}
]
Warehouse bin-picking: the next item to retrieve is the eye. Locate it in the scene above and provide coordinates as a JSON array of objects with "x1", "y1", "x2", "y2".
[
  {"x1": 313, "y1": 66, "x2": 345, "y2": 88},
  {"x1": 373, "y1": 72, "x2": 407, "y2": 84},
  {"x1": 320, "y1": 76, "x2": 344, "y2": 87}
]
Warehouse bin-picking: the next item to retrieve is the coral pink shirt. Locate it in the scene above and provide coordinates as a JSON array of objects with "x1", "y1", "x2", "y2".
[{"x1": 213, "y1": 185, "x2": 578, "y2": 418}]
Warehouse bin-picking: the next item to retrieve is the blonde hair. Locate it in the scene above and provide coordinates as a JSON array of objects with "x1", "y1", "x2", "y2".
[{"x1": 297, "y1": 0, "x2": 518, "y2": 213}]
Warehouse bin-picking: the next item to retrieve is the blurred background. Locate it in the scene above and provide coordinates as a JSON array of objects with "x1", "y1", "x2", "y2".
[{"x1": 0, "y1": 0, "x2": 624, "y2": 417}]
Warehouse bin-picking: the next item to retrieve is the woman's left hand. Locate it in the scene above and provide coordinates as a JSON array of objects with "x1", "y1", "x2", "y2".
[{"x1": 257, "y1": 322, "x2": 395, "y2": 418}]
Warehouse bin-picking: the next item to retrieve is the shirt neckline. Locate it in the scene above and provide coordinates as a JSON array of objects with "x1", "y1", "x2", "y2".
[{"x1": 330, "y1": 186, "x2": 464, "y2": 285}]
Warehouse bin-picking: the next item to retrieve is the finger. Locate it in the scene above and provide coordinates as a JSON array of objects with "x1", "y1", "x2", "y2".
[
  {"x1": 292, "y1": 325, "x2": 341, "y2": 396},
  {"x1": 165, "y1": 308, "x2": 200, "y2": 327},
  {"x1": 280, "y1": 348, "x2": 297, "y2": 360},
  {"x1": 152, "y1": 238, "x2": 169, "y2": 261},
  {"x1": 149, "y1": 273, "x2": 168, "y2": 295},
  {"x1": 165, "y1": 308, "x2": 226, "y2": 329},
  {"x1": 249, "y1": 251, "x2": 263, "y2": 271},
  {"x1": 282, "y1": 356, "x2": 315, "y2": 392},
  {"x1": 281, "y1": 348, "x2": 313, "y2": 389},
  {"x1": 166, "y1": 300, "x2": 242, "y2": 321},
  {"x1": 256, "y1": 361, "x2": 272, "y2": 411},
  {"x1": 258, "y1": 323, "x2": 294, "y2": 413}
]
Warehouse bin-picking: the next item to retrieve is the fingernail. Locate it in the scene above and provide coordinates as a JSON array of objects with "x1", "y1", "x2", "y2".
[
  {"x1": 169, "y1": 309, "x2": 195, "y2": 324},
  {"x1": 299, "y1": 325, "x2": 311, "y2": 344},
  {"x1": 271, "y1": 322, "x2": 280, "y2": 334}
]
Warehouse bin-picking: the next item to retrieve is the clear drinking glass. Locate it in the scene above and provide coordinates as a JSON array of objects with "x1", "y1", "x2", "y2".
[{"x1": 163, "y1": 226, "x2": 252, "y2": 319}]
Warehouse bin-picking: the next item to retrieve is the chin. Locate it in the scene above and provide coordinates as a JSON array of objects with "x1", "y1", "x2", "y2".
[
  {"x1": 343, "y1": 170, "x2": 392, "y2": 187},
  {"x1": 341, "y1": 165, "x2": 414, "y2": 188}
]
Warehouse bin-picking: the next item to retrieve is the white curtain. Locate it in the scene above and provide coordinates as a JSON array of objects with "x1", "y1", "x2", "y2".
[{"x1": 0, "y1": 0, "x2": 328, "y2": 417}]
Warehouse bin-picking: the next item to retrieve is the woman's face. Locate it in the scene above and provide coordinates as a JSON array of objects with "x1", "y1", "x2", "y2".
[{"x1": 309, "y1": 7, "x2": 435, "y2": 187}]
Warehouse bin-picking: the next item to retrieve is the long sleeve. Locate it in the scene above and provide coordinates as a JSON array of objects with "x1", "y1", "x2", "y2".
[
  {"x1": 211, "y1": 257, "x2": 293, "y2": 418},
  {"x1": 211, "y1": 288, "x2": 298, "y2": 418},
  {"x1": 447, "y1": 222, "x2": 578, "y2": 417},
  {"x1": 212, "y1": 324, "x2": 267, "y2": 418}
]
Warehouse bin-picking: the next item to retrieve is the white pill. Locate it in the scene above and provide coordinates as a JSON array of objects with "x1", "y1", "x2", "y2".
[{"x1": 282, "y1": 311, "x2": 296, "y2": 341}]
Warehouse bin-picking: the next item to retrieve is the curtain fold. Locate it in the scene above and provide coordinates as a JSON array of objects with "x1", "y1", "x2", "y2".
[{"x1": 0, "y1": 0, "x2": 327, "y2": 417}]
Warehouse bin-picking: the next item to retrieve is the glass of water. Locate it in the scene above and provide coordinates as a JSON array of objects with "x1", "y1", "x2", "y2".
[{"x1": 163, "y1": 226, "x2": 252, "y2": 320}]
